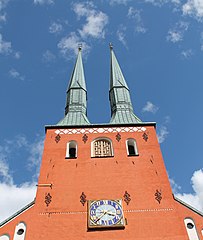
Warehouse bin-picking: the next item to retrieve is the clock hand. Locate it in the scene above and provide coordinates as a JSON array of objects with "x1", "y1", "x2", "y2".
[
  {"x1": 95, "y1": 211, "x2": 107, "y2": 222},
  {"x1": 106, "y1": 211, "x2": 116, "y2": 216}
]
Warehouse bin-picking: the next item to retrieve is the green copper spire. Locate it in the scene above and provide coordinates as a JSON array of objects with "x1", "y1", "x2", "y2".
[
  {"x1": 109, "y1": 44, "x2": 142, "y2": 124},
  {"x1": 57, "y1": 45, "x2": 90, "y2": 126}
]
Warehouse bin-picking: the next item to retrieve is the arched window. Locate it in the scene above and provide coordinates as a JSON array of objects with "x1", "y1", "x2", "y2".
[
  {"x1": 66, "y1": 141, "x2": 77, "y2": 159},
  {"x1": 0, "y1": 235, "x2": 10, "y2": 240},
  {"x1": 184, "y1": 218, "x2": 199, "y2": 240},
  {"x1": 13, "y1": 222, "x2": 26, "y2": 240},
  {"x1": 92, "y1": 138, "x2": 113, "y2": 157},
  {"x1": 126, "y1": 139, "x2": 138, "y2": 156}
]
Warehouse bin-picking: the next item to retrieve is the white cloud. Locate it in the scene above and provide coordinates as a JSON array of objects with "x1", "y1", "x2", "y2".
[
  {"x1": 145, "y1": 0, "x2": 167, "y2": 6},
  {"x1": 166, "y1": 21, "x2": 189, "y2": 43},
  {"x1": 109, "y1": 0, "x2": 131, "y2": 5},
  {"x1": 143, "y1": 0, "x2": 203, "y2": 21},
  {"x1": 14, "y1": 51, "x2": 21, "y2": 59},
  {"x1": 0, "y1": 0, "x2": 8, "y2": 25},
  {"x1": 144, "y1": 0, "x2": 180, "y2": 7},
  {"x1": 73, "y1": 2, "x2": 108, "y2": 39},
  {"x1": 164, "y1": 115, "x2": 171, "y2": 124},
  {"x1": 49, "y1": 22, "x2": 63, "y2": 34},
  {"x1": 0, "y1": 159, "x2": 13, "y2": 185},
  {"x1": 9, "y1": 68, "x2": 25, "y2": 81},
  {"x1": 175, "y1": 169, "x2": 203, "y2": 212},
  {"x1": 167, "y1": 30, "x2": 182, "y2": 42},
  {"x1": 172, "y1": 0, "x2": 181, "y2": 4},
  {"x1": 157, "y1": 125, "x2": 169, "y2": 143},
  {"x1": 0, "y1": 134, "x2": 43, "y2": 222},
  {"x1": 58, "y1": 32, "x2": 90, "y2": 58},
  {"x1": 181, "y1": 49, "x2": 193, "y2": 59},
  {"x1": 27, "y1": 137, "x2": 44, "y2": 181},
  {"x1": 157, "y1": 116, "x2": 170, "y2": 143},
  {"x1": 183, "y1": 0, "x2": 203, "y2": 19},
  {"x1": 0, "y1": 0, "x2": 9, "y2": 11},
  {"x1": 0, "y1": 33, "x2": 11, "y2": 55},
  {"x1": 0, "y1": 13, "x2": 6, "y2": 22},
  {"x1": 0, "y1": 182, "x2": 36, "y2": 223},
  {"x1": 0, "y1": 134, "x2": 44, "y2": 182},
  {"x1": 142, "y1": 101, "x2": 159, "y2": 114},
  {"x1": 73, "y1": 1, "x2": 94, "y2": 17},
  {"x1": 42, "y1": 49, "x2": 56, "y2": 63},
  {"x1": 58, "y1": 2, "x2": 108, "y2": 58},
  {"x1": 0, "y1": 135, "x2": 28, "y2": 185},
  {"x1": 200, "y1": 32, "x2": 203, "y2": 51},
  {"x1": 6, "y1": 135, "x2": 28, "y2": 148},
  {"x1": 117, "y1": 25, "x2": 127, "y2": 48},
  {"x1": 127, "y1": 7, "x2": 147, "y2": 33},
  {"x1": 170, "y1": 177, "x2": 182, "y2": 193},
  {"x1": 34, "y1": 0, "x2": 54, "y2": 5}
]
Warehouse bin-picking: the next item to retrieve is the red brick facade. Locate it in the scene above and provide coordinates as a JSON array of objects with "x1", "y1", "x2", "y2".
[{"x1": 0, "y1": 124, "x2": 203, "y2": 239}]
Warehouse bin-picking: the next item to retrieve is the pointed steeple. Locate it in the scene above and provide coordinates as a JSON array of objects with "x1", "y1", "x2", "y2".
[
  {"x1": 109, "y1": 44, "x2": 142, "y2": 124},
  {"x1": 57, "y1": 45, "x2": 90, "y2": 126}
]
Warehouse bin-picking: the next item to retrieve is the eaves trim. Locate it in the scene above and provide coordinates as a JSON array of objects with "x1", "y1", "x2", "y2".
[
  {"x1": 174, "y1": 195, "x2": 203, "y2": 217},
  {"x1": 0, "y1": 200, "x2": 35, "y2": 228},
  {"x1": 45, "y1": 122, "x2": 156, "y2": 132}
]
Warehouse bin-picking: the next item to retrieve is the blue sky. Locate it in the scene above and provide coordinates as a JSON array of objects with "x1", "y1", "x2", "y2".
[{"x1": 0, "y1": 0, "x2": 203, "y2": 221}]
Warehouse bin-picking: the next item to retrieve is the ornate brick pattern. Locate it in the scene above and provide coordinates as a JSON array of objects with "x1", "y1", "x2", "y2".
[
  {"x1": 82, "y1": 134, "x2": 88, "y2": 143},
  {"x1": 142, "y1": 132, "x2": 148, "y2": 142},
  {"x1": 80, "y1": 192, "x2": 87, "y2": 206},
  {"x1": 45, "y1": 193, "x2": 52, "y2": 207},
  {"x1": 55, "y1": 134, "x2": 61, "y2": 143},
  {"x1": 123, "y1": 191, "x2": 131, "y2": 205},
  {"x1": 116, "y1": 133, "x2": 121, "y2": 142},
  {"x1": 155, "y1": 189, "x2": 162, "y2": 204},
  {"x1": 55, "y1": 126, "x2": 146, "y2": 135}
]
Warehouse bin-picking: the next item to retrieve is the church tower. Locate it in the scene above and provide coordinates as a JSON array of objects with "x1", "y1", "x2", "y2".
[{"x1": 0, "y1": 46, "x2": 203, "y2": 240}]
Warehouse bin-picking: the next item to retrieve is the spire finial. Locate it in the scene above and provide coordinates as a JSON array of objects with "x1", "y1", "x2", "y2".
[
  {"x1": 109, "y1": 42, "x2": 113, "y2": 50},
  {"x1": 78, "y1": 43, "x2": 82, "y2": 51}
]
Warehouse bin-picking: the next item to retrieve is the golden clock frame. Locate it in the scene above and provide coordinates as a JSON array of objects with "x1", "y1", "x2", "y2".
[{"x1": 87, "y1": 199, "x2": 125, "y2": 229}]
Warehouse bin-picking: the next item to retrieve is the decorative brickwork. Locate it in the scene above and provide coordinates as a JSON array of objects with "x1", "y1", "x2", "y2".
[
  {"x1": 116, "y1": 133, "x2": 121, "y2": 142},
  {"x1": 45, "y1": 193, "x2": 52, "y2": 207},
  {"x1": 55, "y1": 134, "x2": 61, "y2": 143},
  {"x1": 123, "y1": 191, "x2": 131, "y2": 205},
  {"x1": 142, "y1": 132, "x2": 148, "y2": 142},
  {"x1": 155, "y1": 189, "x2": 162, "y2": 204},
  {"x1": 82, "y1": 134, "x2": 88, "y2": 143},
  {"x1": 55, "y1": 126, "x2": 146, "y2": 135},
  {"x1": 80, "y1": 192, "x2": 87, "y2": 206}
]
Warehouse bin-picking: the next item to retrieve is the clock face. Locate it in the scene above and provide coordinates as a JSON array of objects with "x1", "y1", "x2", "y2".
[{"x1": 88, "y1": 199, "x2": 125, "y2": 228}]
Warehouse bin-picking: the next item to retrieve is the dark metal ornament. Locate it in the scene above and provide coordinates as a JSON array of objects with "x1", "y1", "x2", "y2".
[
  {"x1": 80, "y1": 192, "x2": 87, "y2": 206},
  {"x1": 155, "y1": 189, "x2": 162, "y2": 204},
  {"x1": 142, "y1": 132, "x2": 148, "y2": 142},
  {"x1": 116, "y1": 133, "x2": 121, "y2": 142},
  {"x1": 82, "y1": 134, "x2": 88, "y2": 143},
  {"x1": 55, "y1": 134, "x2": 61, "y2": 143},
  {"x1": 123, "y1": 191, "x2": 131, "y2": 205},
  {"x1": 45, "y1": 193, "x2": 52, "y2": 207}
]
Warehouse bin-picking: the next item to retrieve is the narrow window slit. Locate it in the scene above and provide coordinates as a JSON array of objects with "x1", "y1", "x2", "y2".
[
  {"x1": 126, "y1": 139, "x2": 138, "y2": 157},
  {"x1": 66, "y1": 141, "x2": 77, "y2": 159}
]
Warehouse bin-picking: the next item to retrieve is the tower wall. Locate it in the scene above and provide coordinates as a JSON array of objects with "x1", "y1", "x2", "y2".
[
  {"x1": 36, "y1": 125, "x2": 173, "y2": 211},
  {"x1": 0, "y1": 126, "x2": 203, "y2": 239}
]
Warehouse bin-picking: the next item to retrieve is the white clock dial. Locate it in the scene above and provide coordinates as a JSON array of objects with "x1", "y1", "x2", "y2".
[{"x1": 88, "y1": 199, "x2": 125, "y2": 228}]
